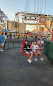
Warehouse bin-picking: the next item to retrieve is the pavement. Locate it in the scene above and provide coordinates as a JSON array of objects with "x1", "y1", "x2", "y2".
[{"x1": 0, "y1": 46, "x2": 53, "y2": 86}]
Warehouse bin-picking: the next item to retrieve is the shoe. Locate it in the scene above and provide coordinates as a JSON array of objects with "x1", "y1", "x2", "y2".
[
  {"x1": 0, "y1": 49, "x2": 4, "y2": 51},
  {"x1": 28, "y1": 59, "x2": 32, "y2": 64},
  {"x1": 40, "y1": 58, "x2": 43, "y2": 61},
  {"x1": 34, "y1": 58, "x2": 37, "y2": 61}
]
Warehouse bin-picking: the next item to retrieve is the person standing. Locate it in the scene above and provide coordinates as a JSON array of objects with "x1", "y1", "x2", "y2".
[{"x1": 0, "y1": 32, "x2": 5, "y2": 51}]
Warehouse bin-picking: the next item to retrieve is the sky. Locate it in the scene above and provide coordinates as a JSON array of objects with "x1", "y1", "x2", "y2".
[{"x1": 0, "y1": 0, "x2": 53, "y2": 21}]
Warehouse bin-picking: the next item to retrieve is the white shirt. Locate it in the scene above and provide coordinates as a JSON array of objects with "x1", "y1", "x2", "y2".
[
  {"x1": 37, "y1": 40, "x2": 40, "y2": 45},
  {"x1": 32, "y1": 44, "x2": 39, "y2": 51},
  {"x1": 4, "y1": 35, "x2": 7, "y2": 39},
  {"x1": 41, "y1": 40, "x2": 44, "y2": 45}
]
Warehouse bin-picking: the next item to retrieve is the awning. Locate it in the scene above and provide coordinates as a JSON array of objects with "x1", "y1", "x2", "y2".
[{"x1": 2, "y1": 28, "x2": 8, "y2": 32}]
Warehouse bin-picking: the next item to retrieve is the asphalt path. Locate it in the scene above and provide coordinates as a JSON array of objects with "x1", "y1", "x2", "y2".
[{"x1": 0, "y1": 47, "x2": 53, "y2": 86}]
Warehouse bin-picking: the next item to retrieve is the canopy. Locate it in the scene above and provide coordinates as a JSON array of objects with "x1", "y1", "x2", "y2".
[{"x1": 2, "y1": 28, "x2": 8, "y2": 32}]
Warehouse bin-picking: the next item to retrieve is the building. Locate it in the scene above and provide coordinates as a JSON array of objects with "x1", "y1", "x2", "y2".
[{"x1": 0, "y1": 8, "x2": 8, "y2": 30}]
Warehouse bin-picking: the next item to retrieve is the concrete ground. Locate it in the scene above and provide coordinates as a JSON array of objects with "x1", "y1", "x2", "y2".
[{"x1": 0, "y1": 46, "x2": 53, "y2": 86}]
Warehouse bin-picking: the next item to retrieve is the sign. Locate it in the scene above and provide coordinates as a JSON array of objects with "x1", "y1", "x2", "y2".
[{"x1": 39, "y1": 16, "x2": 46, "y2": 24}]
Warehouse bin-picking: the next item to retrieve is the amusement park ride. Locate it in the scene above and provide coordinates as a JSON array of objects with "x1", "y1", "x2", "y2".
[
  {"x1": 15, "y1": 0, "x2": 53, "y2": 41},
  {"x1": 0, "y1": 0, "x2": 53, "y2": 41},
  {"x1": 15, "y1": 12, "x2": 52, "y2": 37}
]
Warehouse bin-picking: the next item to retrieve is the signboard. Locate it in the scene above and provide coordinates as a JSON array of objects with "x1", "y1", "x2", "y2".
[{"x1": 39, "y1": 16, "x2": 46, "y2": 24}]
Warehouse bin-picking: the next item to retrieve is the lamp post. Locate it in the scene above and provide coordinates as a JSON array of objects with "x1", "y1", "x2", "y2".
[{"x1": 51, "y1": 18, "x2": 53, "y2": 42}]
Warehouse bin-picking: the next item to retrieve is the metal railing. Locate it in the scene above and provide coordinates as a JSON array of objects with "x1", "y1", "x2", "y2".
[{"x1": 4, "y1": 39, "x2": 22, "y2": 49}]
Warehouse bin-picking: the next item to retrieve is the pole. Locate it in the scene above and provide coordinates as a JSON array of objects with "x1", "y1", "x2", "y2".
[
  {"x1": 34, "y1": 0, "x2": 36, "y2": 13},
  {"x1": 40, "y1": 0, "x2": 41, "y2": 13},
  {"x1": 51, "y1": 19, "x2": 53, "y2": 42},
  {"x1": 51, "y1": 30, "x2": 53, "y2": 42},
  {"x1": 34, "y1": 0, "x2": 36, "y2": 33},
  {"x1": 45, "y1": 0, "x2": 46, "y2": 13},
  {"x1": 37, "y1": 0, "x2": 39, "y2": 14}
]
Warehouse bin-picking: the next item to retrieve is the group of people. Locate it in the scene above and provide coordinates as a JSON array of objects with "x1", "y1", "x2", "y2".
[
  {"x1": 23, "y1": 39, "x2": 44, "y2": 63},
  {"x1": 0, "y1": 33, "x2": 44, "y2": 64}
]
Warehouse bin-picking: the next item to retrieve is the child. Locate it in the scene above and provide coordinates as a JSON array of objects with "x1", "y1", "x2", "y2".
[
  {"x1": 31, "y1": 41, "x2": 43, "y2": 61},
  {"x1": 24, "y1": 40, "x2": 33, "y2": 63},
  {"x1": 37, "y1": 39, "x2": 41, "y2": 47},
  {"x1": 40, "y1": 39, "x2": 44, "y2": 46}
]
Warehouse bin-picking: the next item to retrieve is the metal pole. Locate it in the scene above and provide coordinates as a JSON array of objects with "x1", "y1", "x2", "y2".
[
  {"x1": 34, "y1": 0, "x2": 36, "y2": 14},
  {"x1": 40, "y1": 0, "x2": 41, "y2": 13},
  {"x1": 51, "y1": 18, "x2": 53, "y2": 42},
  {"x1": 37, "y1": 0, "x2": 39, "y2": 14},
  {"x1": 42, "y1": 0, "x2": 43, "y2": 13},
  {"x1": 45, "y1": 0, "x2": 46, "y2": 13},
  {"x1": 34, "y1": 0, "x2": 36, "y2": 33}
]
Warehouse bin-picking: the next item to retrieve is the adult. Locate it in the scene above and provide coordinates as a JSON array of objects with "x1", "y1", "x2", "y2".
[
  {"x1": 24, "y1": 40, "x2": 33, "y2": 63},
  {"x1": 0, "y1": 33, "x2": 5, "y2": 51},
  {"x1": 4, "y1": 33, "x2": 7, "y2": 49}
]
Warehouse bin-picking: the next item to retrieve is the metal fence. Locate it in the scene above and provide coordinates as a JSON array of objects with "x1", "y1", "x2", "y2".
[
  {"x1": 4, "y1": 38, "x2": 40, "y2": 49},
  {"x1": 44, "y1": 40, "x2": 53, "y2": 61},
  {"x1": 4, "y1": 39, "x2": 22, "y2": 49},
  {"x1": 4, "y1": 38, "x2": 35, "y2": 49}
]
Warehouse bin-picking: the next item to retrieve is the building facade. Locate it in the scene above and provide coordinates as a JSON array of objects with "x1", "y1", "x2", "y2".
[{"x1": 0, "y1": 8, "x2": 8, "y2": 30}]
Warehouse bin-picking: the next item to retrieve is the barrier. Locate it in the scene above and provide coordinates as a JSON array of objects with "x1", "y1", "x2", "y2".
[
  {"x1": 44, "y1": 40, "x2": 53, "y2": 61},
  {"x1": 4, "y1": 39, "x2": 22, "y2": 49},
  {"x1": 4, "y1": 38, "x2": 34, "y2": 49}
]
